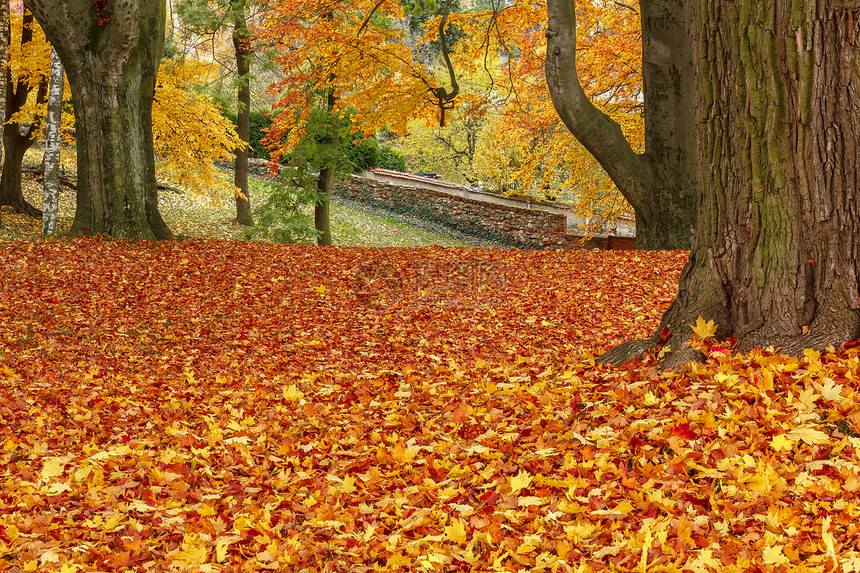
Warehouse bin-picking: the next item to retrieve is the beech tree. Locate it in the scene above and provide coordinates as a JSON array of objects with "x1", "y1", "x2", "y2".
[
  {"x1": 41, "y1": 46, "x2": 62, "y2": 236},
  {"x1": 23, "y1": 0, "x2": 171, "y2": 239},
  {"x1": 545, "y1": 0, "x2": 697, "y2": 250},
  {"x1": 598, "y1": 1, "x2": 860, "y2": 365}
]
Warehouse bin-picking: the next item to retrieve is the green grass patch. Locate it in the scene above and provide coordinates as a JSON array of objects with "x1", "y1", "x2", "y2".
[{"x1": 5, "y1": 170, "x2": 471, "y2": 248}]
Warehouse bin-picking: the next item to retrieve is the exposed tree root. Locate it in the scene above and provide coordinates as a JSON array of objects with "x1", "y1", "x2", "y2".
[{"x1": 2, "y1": 196, "x2": 42, "y2": 218}]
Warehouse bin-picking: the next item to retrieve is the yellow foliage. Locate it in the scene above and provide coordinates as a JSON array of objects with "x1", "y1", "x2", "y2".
[
  {"x1": 7, "y1": 14, "x2": 241, "y2": 201},
  {"x1": 152, "y1": 59, "x2": 246, "y2": 200}
]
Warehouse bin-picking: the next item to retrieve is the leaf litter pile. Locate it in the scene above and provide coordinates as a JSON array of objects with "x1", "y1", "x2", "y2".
[{"x1": 1, "y1": 238, "x2": 860, "y2": 572}]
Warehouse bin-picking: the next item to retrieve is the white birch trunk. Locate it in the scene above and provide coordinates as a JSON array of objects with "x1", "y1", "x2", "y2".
[{"x1": 42, "y1": 47, "x2": 63, "y2": 236}]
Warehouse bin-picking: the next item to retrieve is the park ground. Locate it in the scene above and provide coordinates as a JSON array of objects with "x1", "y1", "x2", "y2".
[{"x1": 1, "y1": 176, "x2": 860, "y2": 571}]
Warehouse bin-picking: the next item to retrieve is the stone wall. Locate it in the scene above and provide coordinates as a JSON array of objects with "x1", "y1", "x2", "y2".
[{"x1": 333, "y1": 175, "x2": 635, "y2": 250}]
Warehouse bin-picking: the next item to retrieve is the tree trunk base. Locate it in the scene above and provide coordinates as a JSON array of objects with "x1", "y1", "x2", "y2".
[{"x1": 1, "y1": 196, "x2": 42, "y2": 218}]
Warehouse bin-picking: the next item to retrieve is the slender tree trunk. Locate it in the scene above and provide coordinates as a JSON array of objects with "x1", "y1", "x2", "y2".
[
  {"x1": 232, "y1": 0, "x2": 252, "y2": 226},
  {"x1": 0, "y1": 10, "x2": 45, "y2": 218},
  {"x1": 41, "y1": 46, "x2": 63, "y2": 236},
  {"x1": 315, "y1": 89, "x2": 337, "y2": 246},
  {"x1": 545, "y1": 0, "x2": 697, "y2": 250},
  {"x1": 24, "y1": 0, "x2": 171, "y2": 240},
  {"x1": 601, "y1": 0, "x2": 860, "y2": 367}
]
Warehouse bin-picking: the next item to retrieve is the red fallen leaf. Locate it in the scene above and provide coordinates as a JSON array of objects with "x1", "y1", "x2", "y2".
[
  {"x1": 479, "y1": 491, "x2": 499, "y2": 506},
  {"x1": 658, "y1": 326, "x2": 672, "y2": 344},
  {"x1": 670, "y1": 422, "x2": 697, "y2": 440},
  {"x1": 451, "y1": 406, "x2": 468, "y2": 424}
]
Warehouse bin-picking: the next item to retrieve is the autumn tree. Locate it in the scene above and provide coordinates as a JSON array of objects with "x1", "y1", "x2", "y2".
[
  {"x1": 174, "y1": 0, "x2": 256, "y2": 225},
  {"x1": 599, "y1": 1, "x2": 860, "y2": 366},
  {"x1": 545, "y1": 0, "x2": 697, "y2": 250},
  {"x1": 257, "y1": 0, "x2": 471, "y2": 242},
  {"x1": 416, "y1": 1, "x2": 642, "y2": 236},
  {"x1": 0, "y1": 9, "x2": 48, "y2": 218},
  {"x1": 23, "y1": 0, "x2": 171, "y2": 239},
  {"x1": 151, "y1": 58, "x2": 245, "y2": 198}
]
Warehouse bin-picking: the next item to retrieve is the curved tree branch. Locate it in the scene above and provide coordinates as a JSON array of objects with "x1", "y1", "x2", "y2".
[
  {"x1": 430, "y1": 0, "x2": 459, "y2": 127},
  {"x1": 544, "y1": 0, "x2": 650, "y2": 214}
]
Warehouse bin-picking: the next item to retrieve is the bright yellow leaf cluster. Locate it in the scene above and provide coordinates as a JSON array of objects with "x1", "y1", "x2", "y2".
[{"x1": 152, "y1": 58, "x2": 246, "y2": 200}]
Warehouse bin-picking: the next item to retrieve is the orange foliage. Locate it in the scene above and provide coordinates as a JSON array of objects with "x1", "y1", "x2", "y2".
[
  {"x1": 456, "y1": 0, "x2": 642, "y2": 228},
  {"x1": 2, "y1": 239, "x2": 860, "y2": 571},
  {"x1": 255, "y1": 0, "x2": 455, "y2": 159}
]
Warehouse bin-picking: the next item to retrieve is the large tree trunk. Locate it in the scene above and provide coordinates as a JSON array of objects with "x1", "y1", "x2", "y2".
[
  {"x1": 41, "y1": 47, "x2": 63, "y2": 236},
  {"x1": 232, "y1": 0, "x2": 252, "y2": 226},
  {"x1": 24, "y1": 0, "x2": 171, "y2": 240},
  {"x1": 0, "y1": 10, "x2": 45, "y2": 218},
  {"x1": 601, "y1": 0, "x2": 860, "y2": 367},
  {"x1": 545, "y1": 0, "x2": 697, "y2": 250}
]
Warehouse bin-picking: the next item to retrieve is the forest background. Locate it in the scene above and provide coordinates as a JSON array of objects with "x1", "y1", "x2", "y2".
[{"x1": 0, "y1": 0, "x2": 641, "y2": 244}]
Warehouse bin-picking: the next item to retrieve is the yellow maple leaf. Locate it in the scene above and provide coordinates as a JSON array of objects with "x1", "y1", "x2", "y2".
[
  {"x1": 444, "y1": 517, "x2": 468, "y2": 544},
  {"x1": 282, "y1": 384, "x2": 305, "y2": 401},
  {"x1": 786, "y1": 427, "x2": 830, "y2": 445},
  {"x1": 691, "y1": 316, "x2": 718, "y2": 339},
  {"x1": 341, "y1": 474, "x2": 357, "y2": 495},
  {"x1": 688, "y1": 548, "x2": 721, "y2": 573},
  {"x1": 215, "y1": 541, "x2": 229, "y2": 563},
  {"x1": 820, "y1": 377, "x2": 844, "y2": 401},
  {"x1": 40, "y1": 457, "x2": 66, "y2": 481},
  {"x1": 771, "y1": 434, "x2": 796, "y2": 452},
  {"x1": 510, "y1": 469, "x2": 533, "y2": 495},
  {"x1": 822, "y1": 516, "x2": 837, "y2": 560},
  {"x1": 762, "y1": 543, "x2": 789, "y2": 565},
  {"x1": 197, "y1": 503, "x2": 217, "y2": 517},
  {"x1": 170, "y1": 533, "x2": 209, "y2": 566}
]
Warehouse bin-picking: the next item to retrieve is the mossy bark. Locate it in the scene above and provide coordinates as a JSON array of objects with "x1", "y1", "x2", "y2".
[
  {"x1": 24, "y1": 0, "x2": 171, "y2": 240},
  {"x1": 601, "y1": 0, "x2": 860, "y2": 366}
]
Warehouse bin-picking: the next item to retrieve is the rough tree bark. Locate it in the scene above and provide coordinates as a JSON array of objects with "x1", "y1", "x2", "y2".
[
  {"x1": 0, "y1": 10, "x2": 46, "y2": 218},
  {"x1": 23, "y1": 0, "x2": 171, "y2": 239},
  {"x1": 315, "y1": 89, "x2": 337, "y2": 247},
  {"x1": 601, "y1": 0, "x2": 860, "y2": 367},
  {"x1": 0, "y1": 0, "x2": 8, "y2": 172},
  {"x1": 232, "y1": 0, "x2": 252, "y2": 226},
  {"x1": 41, "y1": 46, "x2": 63, "y2": 236},
  {"x1": 545, "y1": 0, "x2": 697, "y2": 250}
]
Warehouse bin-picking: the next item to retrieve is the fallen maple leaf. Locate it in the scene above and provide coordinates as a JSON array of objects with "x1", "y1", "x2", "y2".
[
  {"x1": 510, "y1": 469, "x2": 533, "y2": 495},
  {"x1": 691, "y1": 316, "x2": 717, "y2": 339}
]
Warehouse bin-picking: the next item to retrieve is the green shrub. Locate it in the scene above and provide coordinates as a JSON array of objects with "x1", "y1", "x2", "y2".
[
  {"x1": 222, "y1": 109, "x2": 274, "y2": 159},
  {"x1": 241, "y1": 172, "x2": 320, "y2": 244},
  {"x1": 341, "y1": 136, "x2": 379, "y2": 172},
  {"x1": 378, "y1": 145, "x2": 407, "y2": 171}
]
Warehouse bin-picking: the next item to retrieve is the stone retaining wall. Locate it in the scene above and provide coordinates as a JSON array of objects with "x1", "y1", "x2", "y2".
[{"x1": 333, "y1": 175, "x2": 635, "y2": 250}]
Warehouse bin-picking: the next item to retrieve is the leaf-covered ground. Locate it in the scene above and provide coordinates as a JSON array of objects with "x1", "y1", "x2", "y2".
[
  {"x1": 1, "y1": 239, "x2": 859, "y2": 572},
  {"x1": 3, "y1": 169, "x2": 471, "y2": 248}
]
